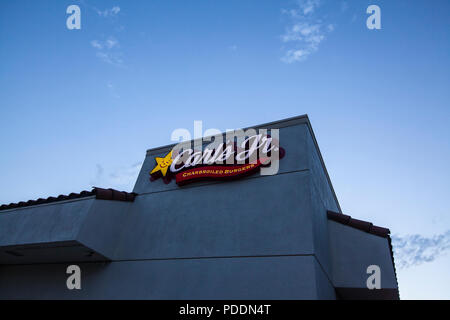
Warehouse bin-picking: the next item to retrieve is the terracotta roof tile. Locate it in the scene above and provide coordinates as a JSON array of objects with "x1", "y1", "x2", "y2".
[
  {"x1": 327, "y1": 210, "x2": 390, "y2": 237},
  {"x1": 0, "y1": 187, "x2": 137, "y2": 212}
]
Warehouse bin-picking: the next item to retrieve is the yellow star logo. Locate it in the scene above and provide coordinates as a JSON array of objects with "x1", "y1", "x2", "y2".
[{"x1": 150, "y1": 150, "x2": 173, "y2": 177}]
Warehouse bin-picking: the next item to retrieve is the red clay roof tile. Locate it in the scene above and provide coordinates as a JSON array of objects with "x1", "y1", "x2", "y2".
[
  {"x1": 0, "y1": 187, "x2": 137, "y2": 212},
  {"x1": 327, "y1": 210, "x2": 390, "y2": 238}
]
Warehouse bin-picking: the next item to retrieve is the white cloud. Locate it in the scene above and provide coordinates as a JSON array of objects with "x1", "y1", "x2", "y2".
[
  {"x1": 282, "y1": 23, "x2": 323, "y2": 43},
  {"x1": 280, "y1": 0, "x2": 334, "y2": 63},
  {"x1": 392, "y1": 230, "x2": 450, "y2": 269},
  {"x1": 282, "y1": 0, "x2": 320, "y2": 17},
  {"x1": 111, "y1": 6, "x2": 120, "y2": 15},
  {"x1": 96, "y1": 6, "x2": 121, "y2": 17},
  {"x1": 95, "y1": 51, "x2": 123, "y2": 67},
  {"x1": 281, "y1": 49, "x2": 310, "y2": 63},
  {"x1": 88, "y1": 4, "x2": 124, "y2": 67},
  {"x1": 91, "y1": 37, "x2": 123, "y2": 66},
  {"x1": 91, "y1": 37, "x2": 119, "y2": 50},
  {"x1": 90, "y1": 40, "x2": 103, "y2": 50},
  {"x1": 300, "y1": 0, "x2": 320, "y2": 15},
  {"x1": 105, "y1": 38, "x2": 118, "y2": 49}
]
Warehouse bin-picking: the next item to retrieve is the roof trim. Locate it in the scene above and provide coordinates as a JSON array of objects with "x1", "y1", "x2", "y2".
[
  {"x1": 327, "y1": 210, "x2": 390, "y2": 238},
  {"x1": 0, "y1": 188, "x2": 137, "y2": 212}
]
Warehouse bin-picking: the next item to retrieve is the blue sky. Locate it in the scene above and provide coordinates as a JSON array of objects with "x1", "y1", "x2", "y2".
[{"x1": 1, "y1": 0, "x2": 449, "y2": 299}]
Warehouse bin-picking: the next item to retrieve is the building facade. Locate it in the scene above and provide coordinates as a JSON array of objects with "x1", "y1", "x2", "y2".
[{"x1": 0, "y1": 115, "x2": 399, "y2": 299}]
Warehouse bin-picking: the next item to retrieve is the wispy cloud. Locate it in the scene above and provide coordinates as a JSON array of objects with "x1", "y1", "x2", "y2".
[
  {"x1": 87, "y1": 4, "x2": 125, "y2": 67},
  {"x1": 90, "y1": 40, "x2": 103, "y2": 50},
  {"x1": 105, "y1": 38, "x2": 119, "y2": 49},
  {"x1": 299, "y1": 0, "x2": 321, "y2": 15},
  {"x1": 90, "y1": 162, "x2": 142, "y2": 192},
  {"x1": 392, "y1": 231, "x2": 450, "y2": 269},
  {"x1": 90, "y1": 37, "x2": 124, "y2": 67},
  {"x1": 280, "y1": 0, "x2": 334, "y2": 63},
  {"x1": 95, "y1": 6, "x2": 121, "y2": 17}
]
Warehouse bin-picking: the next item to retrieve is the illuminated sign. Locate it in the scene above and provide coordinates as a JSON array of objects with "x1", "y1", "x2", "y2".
[{"x1": 150, "y1": 133, "x2": 285, "y2": 186}]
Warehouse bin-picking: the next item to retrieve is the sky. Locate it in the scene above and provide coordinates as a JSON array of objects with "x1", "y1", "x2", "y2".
[{"x1": 0, "y1": 0, "x2": 449, "y2": 299}]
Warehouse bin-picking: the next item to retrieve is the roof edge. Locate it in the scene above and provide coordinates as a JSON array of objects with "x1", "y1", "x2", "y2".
[
  {"x1": 327, "y1": 210, "x2": 390, "y2": 237},
  {"x1": 0, "y1": 187, "x2": 138, "y2": 212}
]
